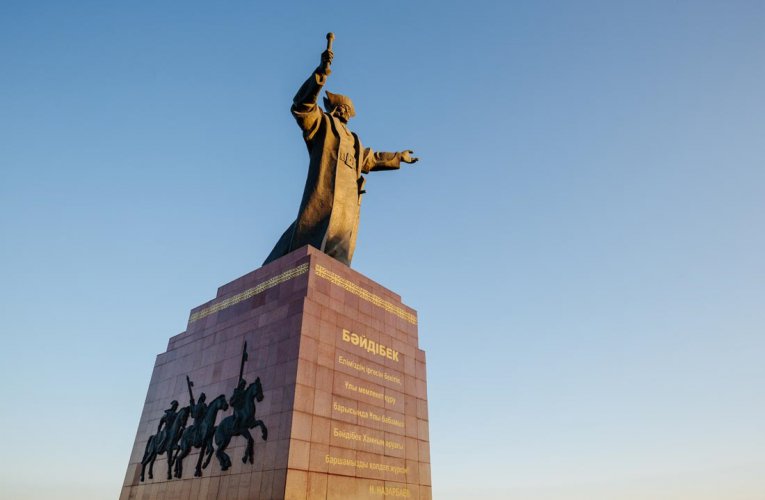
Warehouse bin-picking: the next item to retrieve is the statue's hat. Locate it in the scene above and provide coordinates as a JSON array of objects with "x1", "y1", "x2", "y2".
[{"x1": 323, "y1": 91, "x2": 356, "y2": 117}]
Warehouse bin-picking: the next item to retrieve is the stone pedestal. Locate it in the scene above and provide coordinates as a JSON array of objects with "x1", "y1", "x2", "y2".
[{"x1": 121, "y1": 246, "x2": 431, "y2": 499}]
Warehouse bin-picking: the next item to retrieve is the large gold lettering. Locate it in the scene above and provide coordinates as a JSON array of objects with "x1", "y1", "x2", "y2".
[{"x1": 340, "y1": 328, "x2": 401, "y2": 363}]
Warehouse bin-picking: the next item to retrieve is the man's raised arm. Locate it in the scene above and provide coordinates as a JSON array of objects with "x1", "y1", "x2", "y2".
[{"x1": 291, "y1": 49, "x2": 333, "y2": 140}]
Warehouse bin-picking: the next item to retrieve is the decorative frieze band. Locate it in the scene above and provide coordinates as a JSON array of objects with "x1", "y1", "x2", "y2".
[
  {"x1": 189, "y1": 263, "x2": 309, "y2": 323},
  {"x1": 187, "y1": 261, "x2": 416, "y2": 325},
  {"x1": 315, "y1": 264, "x2": 417, "y2": 325}
]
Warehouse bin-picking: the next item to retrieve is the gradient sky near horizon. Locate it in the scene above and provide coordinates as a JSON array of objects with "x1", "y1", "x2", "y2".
[{"x1": 1, "y1": 1, "x2": 764, "y2": 499}]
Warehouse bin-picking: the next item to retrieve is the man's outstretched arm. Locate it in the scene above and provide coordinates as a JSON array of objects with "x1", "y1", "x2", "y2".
[{"x1": 362, "y1": 149, "x2": 419, "y2": 173}]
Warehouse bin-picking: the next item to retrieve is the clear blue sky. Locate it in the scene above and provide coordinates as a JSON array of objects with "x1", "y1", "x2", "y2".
[{"x1": 1, "y1": 1, "x2": 763, "y2": 498}]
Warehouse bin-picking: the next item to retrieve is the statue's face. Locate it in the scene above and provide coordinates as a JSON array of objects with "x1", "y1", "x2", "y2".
[{"x1": 333, "y1": 104, "x2": 352, "y2": 123}]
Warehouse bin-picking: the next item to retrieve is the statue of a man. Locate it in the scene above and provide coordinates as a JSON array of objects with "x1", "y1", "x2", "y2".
[
  {"x1": 229, "y1": 378, "x2": 248, "y2": 429},
  {"x1": 155, "y1": 400, "x2": 179, "y2": 450},
  {"x1": 189, "y1": 392, "x2": 207, "y2": 442},
  {"x1": 264, "y1": 38, "x2": 418, "y2": 266}
]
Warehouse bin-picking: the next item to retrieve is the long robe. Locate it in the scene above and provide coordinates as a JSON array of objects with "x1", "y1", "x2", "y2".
[{"x1": 264, "y1": 67, "x2": 402, "y2": 266}]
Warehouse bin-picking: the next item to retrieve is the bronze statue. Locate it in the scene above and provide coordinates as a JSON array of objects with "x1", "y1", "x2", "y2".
[{"x1": 264, "y1": 33, "x2": 418, "y2": 266}]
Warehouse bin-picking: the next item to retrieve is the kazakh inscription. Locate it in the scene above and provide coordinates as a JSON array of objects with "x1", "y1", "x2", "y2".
[
  {"x1": 328, "y1": 319, "x2": 416, "y2": 499},
  {"x1": 324, "y1": 455, "x2": 409, "y2": 476},
  {"x1": 333, "y1": 427, "x2": 405, "y2": 451},
  {"x1": 338, "y1": 354, "x2": 402, "y2": 385},
  {"x1": 343, "y1": 380, "x2": 397, "y2": 406},
  {"x1": 342, "y1": 328, "x2": 400, "y2": 362},
  {"x1": 332, "y1": 401, "x2": 405, "y2": 429},
  {"x1": 369, "y1": 485, "x2": 412, "y2": 498}
]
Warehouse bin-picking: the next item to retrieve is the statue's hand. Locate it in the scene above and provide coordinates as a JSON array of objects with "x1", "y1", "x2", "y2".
[
  {"x1": 400, "y1": 150, "x2": 419, "y2": 164},
  {"x1": 319, "y1": 49, "x2": 334, "y2": 75}
]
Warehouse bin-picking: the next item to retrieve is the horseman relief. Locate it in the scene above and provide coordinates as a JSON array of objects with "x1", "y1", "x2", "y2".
[{"x1": 139, "y1": 342, "x2": 268, "y2": 481}]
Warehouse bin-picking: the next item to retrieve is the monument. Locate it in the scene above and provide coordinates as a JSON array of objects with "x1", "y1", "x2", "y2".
[
  {"x1": 121, "y1": 35, "x2": 431, "y2": 500},
  {"x1": 264, "y1": 33, "x2": 419, "y2": 267}
]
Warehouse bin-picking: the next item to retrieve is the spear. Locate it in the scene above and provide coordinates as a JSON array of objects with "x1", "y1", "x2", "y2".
[
  {"x1": 186, "y1": 375, "x2": 195, "y2": 406},
  {"x1": 238, "y1": 341, "x2": 248, "y2": 383}
]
